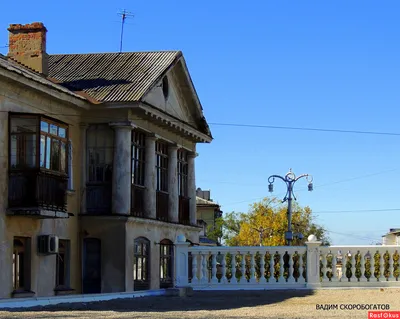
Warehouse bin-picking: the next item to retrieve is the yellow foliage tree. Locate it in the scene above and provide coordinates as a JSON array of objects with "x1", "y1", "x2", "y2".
[{"x1": 223, "y1": 197, "x2": 329, "y2": 246}]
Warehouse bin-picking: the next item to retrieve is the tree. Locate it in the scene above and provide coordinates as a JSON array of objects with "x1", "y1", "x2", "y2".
[{"x1": 220, "y1": 197, "x2": 330, "y2": 246}]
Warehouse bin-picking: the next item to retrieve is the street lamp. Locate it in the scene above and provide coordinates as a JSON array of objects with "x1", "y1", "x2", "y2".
[{"x1": 268, "y1": 168, "x2": 313, "y2": 246}]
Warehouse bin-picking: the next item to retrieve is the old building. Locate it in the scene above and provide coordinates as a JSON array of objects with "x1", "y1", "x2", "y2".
[
  {"x1": 196, "y1": 188, "x2": 222, "y2": 246},
  {"x1": 0, "y1": 22, "x2": 212, "y2": 298}
]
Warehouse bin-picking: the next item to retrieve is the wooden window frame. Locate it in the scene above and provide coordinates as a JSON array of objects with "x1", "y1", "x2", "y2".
[
  {"x1": 55, "y1": 239, "x2": 71, "y2": 289},
  {"x1": 9, "y1": 113, "x2": 68, "y2": 175},
  {"x1": 131, "y1": 130, "x2": 146, "y2": 187},
  {"x1": 159, "y1": 239, "x2": 174, "y2": 287},
  {"x1": 12, "y1": 237, "x2": 31, "y2": 292},
  {"x1": 156, "y1": 142, "x2": 169, "y2": 193},
  {"x1": 133, "y1": 237, "x2": 150, "y2": 290}
]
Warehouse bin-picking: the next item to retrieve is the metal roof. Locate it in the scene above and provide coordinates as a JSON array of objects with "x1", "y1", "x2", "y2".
[
  {"x1": 48, "y1": 51, "x2": 182, "y2": 103},
  {"x1": 0, "y1": 54, "x2": 87, "y2": 101}
]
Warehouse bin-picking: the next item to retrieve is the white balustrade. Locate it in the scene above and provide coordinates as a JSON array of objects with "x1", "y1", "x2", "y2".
[{"x1": 174, "y1": 234, "x2": 400, "y2": 290}]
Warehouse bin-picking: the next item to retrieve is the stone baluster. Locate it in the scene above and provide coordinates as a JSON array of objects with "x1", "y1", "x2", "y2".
[
  {"x1": 331, "y1": 251, "x2": 338, "y2": 282},
  {"x1": 379, "y1": 251, "x2": 385, "y2": 282},
  {"x1": 350, "y1": 251, "x2": 356, "y2": 282},
  {"x1": 359, "y1": 251, "x2": 366, "y2": 282},
  {"x1": 231, "y1": 253, "x2": 237, "y2": 283},
  {"x1": 259, "y1": 252, "x2": 266, "y2": 284},
  {"x1": 298, "y1": 253, "x2": 305, "y2": 284},
  {"x1": 321, "y1": 252, "x2": 328, "y2": 282},
  {"x1": 279, "y1": 253, "x2": 285, "y2": 283},
  {"x1": 201, "y1": 254, "x2": 207, "y2": 284},
  {"x1": 269, "y1": 252, "x2": 275, "y2": 283},
  {"x1": 221, "y1": 253, "x2": 227, "y2": 284},
  {"x1": 341, "y1": 252, "x2": 347, "y2": 282},
  {"x1": 388, "y1": 250, "x2": 395, "y2": 281},
  {"x1": 198, "y1": 253, "x2": 204, "y2": 283},
  {"x1": 249, "y1": 252, "x2": 256, "y2": 283},
  {"x1": 191, "y1": 253, "x2": 198, "y2": 284},
  {"x1": 287, "y1": 252, "x2": 295, "y2": 284},
  {"x1": 211, "y1": 253, "x2": 218, "y2": 284},
  {"x1": 240, "y1": 254, "x2": 246, "y2": 283}
]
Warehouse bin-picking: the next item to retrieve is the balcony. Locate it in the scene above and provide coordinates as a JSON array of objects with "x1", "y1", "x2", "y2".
[
  {"x1": 131, "y1": 184, "x2": 145, "y2": 217},
  {"x1": 86, "y1": 183, "x2": 112, "y2": 215},
  {"x1": 8, "y1": 170, "x2": 69, "y2": 218},
  {"x1": 156, "y1": 191, "x2": 169, "y2": 222},
  {"x1": 179, "y1": 196, "x2": 190, "y2": 225}
]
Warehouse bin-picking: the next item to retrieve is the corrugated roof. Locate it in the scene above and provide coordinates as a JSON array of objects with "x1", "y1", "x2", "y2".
[
  {"x1": 196, "y1": 196, "x2": 219, "y2": 207},
  {"x1": 0, "y1": 54, "x2": 87, "y2": 101},
  {"x1": 48, "y1": 51, "x2": 182, "y2": 103}
]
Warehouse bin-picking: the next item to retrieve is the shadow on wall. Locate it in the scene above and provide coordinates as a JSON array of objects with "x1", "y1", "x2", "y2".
[{"x1": 2, "y1": 290, "x2": 314, "y2": 314}]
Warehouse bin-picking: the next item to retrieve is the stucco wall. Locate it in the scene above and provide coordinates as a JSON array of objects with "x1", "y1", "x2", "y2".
[
  {"x1": 125, "y1": 218, "x2": 199, "y2": 290},
  {"x1": 197, "y1": 207, "x2": 216, "y2": 229},
  {"x1": 0, "y1": 76, "x2": 83, "y2": 298}
]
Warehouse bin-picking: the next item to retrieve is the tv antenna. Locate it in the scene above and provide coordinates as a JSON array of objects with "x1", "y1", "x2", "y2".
[{"x1": 117, "y1": 9, "x2": 134, "y2": 52}]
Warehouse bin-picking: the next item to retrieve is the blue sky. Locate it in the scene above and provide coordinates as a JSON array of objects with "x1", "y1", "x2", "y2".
[{"x1": 2, "y1": 0, "x2": 400, "y2": 245}]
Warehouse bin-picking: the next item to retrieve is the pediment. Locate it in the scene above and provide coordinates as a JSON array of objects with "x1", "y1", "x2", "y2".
[{"x1": 141, "y1": 58, "x2": 211, "y2": 139}]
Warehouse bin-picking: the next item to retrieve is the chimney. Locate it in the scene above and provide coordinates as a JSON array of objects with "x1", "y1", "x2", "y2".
[{"x1": 7, "y1": 22, "x2": 48, "y2": 76}]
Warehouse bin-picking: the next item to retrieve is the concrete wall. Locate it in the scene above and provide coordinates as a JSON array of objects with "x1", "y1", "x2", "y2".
[{"x1": 0, "y1": 76, "x2": 83, "y2": 298}]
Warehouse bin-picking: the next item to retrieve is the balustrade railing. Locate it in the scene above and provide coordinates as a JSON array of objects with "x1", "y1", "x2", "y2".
[
  {"x1": 8, "y1": 170, "x2": 68, "y2": 212},
  {"x1": 174, "y1": 236, "x2": 400, "y2": 290}
]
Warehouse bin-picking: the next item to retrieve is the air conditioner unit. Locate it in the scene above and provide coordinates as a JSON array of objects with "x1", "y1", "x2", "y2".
[{"x1": 37, "y1": 235, "x2": 59, "y2": 254}]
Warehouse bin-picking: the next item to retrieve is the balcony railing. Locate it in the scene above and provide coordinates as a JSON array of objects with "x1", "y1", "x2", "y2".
[
  {"x1": 86, "y1": 183, "x2": 112, "y2": 214},
  {"x1": 8, "y1": 170, "x2": 68, "y2": 212},
  {"x1": 156, "y1": 191, "x2": 169, "y2": 222},
  {"x1": 179, "y1": 196, "x2": 190, "y2": 225},
  {"x1": 131, "y1": 184, "x2": 145, "y2": 217}
]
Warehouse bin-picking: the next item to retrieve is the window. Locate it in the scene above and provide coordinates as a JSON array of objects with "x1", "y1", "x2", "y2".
[
  {"x1": 160, "y1": 239, "x2": 174, "y2": 288},
  {"x1": 134, "y1": 237, "x2": 150, "y2": 291},
  {"x1": 156, "y1": 142, "x2": 168, "y2": 192},
  {"x1": 131, "y1": 130, "x2": 146, "y2": 186},
  {"x1": 87, "y1": 125, "x2": 114, "y2": 183},
  {"x1": 162, "y1": 76, "x2": 169, "y2": 99},
  {"x1": 9, "y1": 114, "x2": 68, "y2": 173},
  {"x1": 13, "y1": 237, "x2": 31, "y2": 292},
  {"x1": 178, "y1": 149, "x2": 188, "y2": 197},
  {"x1": 56, "y1": 240, "x2": 70, "y2": 288}
]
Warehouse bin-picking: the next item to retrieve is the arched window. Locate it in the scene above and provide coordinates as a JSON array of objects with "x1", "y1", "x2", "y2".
[
  {"x1": 160, "y1": 239, "x2": 173, "y2": 288},
  {"x1": 134, "y1": 237, "x2": 150, "y2": 290}
]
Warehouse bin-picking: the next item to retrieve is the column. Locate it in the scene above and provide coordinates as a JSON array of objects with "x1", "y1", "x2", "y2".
[
  {"x1": 144, "y1": 134, "x2": 157, "y2": 219},
  {"x1": 187, "y1": 151, "x2": 197, "y2": 225},
  {"x1": 79, "y1": 123, "x2": 88, "y2": 214},
  {"x1": 109, "y1": 121, "x2": 134, "y2": 215},
  {"x1": 168, "y1": 145, "x2": 179, "y2": 223}
]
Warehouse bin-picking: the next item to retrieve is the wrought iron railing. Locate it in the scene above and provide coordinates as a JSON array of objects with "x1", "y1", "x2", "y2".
[{"x1": 8, "y1": 170, "x2": 68, "y2": 212}]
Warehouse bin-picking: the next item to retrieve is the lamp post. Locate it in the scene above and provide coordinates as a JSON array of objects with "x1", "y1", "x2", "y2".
[{"x1": 268, "y1": 168, "x2": 313, "y2": 246}]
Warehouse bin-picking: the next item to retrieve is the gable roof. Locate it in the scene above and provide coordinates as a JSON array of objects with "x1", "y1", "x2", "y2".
[
  {"x1": 0, "y1": 54, "x2": 87, "y2": 102},
  {"x1": 48, "y1": 51, "x2": 182, "y2": 103}
]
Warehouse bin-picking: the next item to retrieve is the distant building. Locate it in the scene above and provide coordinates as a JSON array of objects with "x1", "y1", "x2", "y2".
[
  {"x1": 196, "y1": 188, "x2": 223, "y2": 246},
  {"x1": 382, "y1": 228, "x2": 400, "y2": 245}
]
